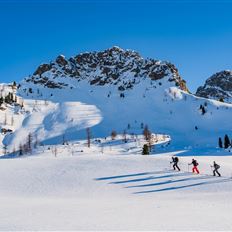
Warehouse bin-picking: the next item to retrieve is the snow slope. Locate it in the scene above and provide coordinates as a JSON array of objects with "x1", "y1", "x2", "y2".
[
  {"x1": 0, "y1": 84, "x2": 101, "y2": 153},
  {"x1": 17, "y1": 77, "x2": 232, "y2": 150},
  {"x1": 0, "y1": 139, "x2": 232, "y2": 230}
]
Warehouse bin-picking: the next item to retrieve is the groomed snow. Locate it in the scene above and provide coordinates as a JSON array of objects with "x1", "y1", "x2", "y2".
[{"x1": 0, "y1": 138, "x2": 232, "y2": 230}]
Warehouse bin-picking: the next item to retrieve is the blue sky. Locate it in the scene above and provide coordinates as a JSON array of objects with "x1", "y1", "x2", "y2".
[{"x1": 0, "y1": 0, "x2": 232, "y2": 92}]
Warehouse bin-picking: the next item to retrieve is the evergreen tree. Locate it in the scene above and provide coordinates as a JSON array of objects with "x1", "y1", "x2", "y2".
[
  {"x1": 218, "y1": 137, "x2": 223, "y2": 148},
  {"x1": 224, "y1": 134, "x2": 230, "y2": 149},
  {"x1": 0, "y1": 96, "x2": 3, "y2": 106},
  {"x1": 201, "y1": 106, "x2": 206, "y2": 115},
  {"x1": 219, "y1": 97, "x2": 224, "y2": 102},
  {"x1": 142, "y1": 144, "x2": 149, "y2": 155}
]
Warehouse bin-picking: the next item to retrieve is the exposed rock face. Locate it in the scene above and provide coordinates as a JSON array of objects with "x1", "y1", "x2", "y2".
[
  {"x1": 196, "y1": 70, "x2": 232, "y2": 102},
  {"x1": 56, "y1": 55, "x2": 68, "y2": 66},
  {"x1": 33, "y1": 64, "x2": 52, "y2": 76},
  {"x1": 24, "y1": 46, "x2": 189, "y2": 91}
]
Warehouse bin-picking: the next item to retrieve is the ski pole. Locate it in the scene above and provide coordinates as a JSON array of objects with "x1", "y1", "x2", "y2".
[{"x1": 210, "y1": 165, "x2": 213, "y2": 175}]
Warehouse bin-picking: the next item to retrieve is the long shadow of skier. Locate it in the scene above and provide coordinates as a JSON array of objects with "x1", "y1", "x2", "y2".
[
  {"x1": 110, "y1": 172, "x2": 192, "y2": 184},
  {"x1": 133, "y1": 178, "x2": 232, "y2": 194},
  {"x1": 126, "y1": 175, "x2": 214, "y2": 188},
  {"x1": 95, "y1": 170, "x2": 174, "y2": 181}
]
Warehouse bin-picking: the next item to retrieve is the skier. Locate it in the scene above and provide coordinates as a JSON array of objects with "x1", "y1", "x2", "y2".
[
  {"x1": 188, "y1": 158, "x2": 200, "y2": 174},
  {"x1": 170, "y1": 156, "x2": 180, "y2": 171},
  {"x1": 211, "y1": 161, "x2": 221, "y2": 177}
]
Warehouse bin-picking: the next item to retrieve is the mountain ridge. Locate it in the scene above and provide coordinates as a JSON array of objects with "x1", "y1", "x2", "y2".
[
  {"x1": 196, "y1": 70, "x2": 232, "y2": 103},
  {"x1": 23, "y1": 46, "x2": 189, "y2": 93}
]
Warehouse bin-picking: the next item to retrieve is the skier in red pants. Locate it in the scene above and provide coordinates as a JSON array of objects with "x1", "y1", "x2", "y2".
[{"x1": 188, "y1": 159, "x2": 200, "y2": 174}]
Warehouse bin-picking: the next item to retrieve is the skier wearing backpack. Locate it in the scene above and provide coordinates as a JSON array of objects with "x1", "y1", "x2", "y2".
[
  {"x1": 211, "y1": 161, "x2": 221, "y2": 177},
  {"x1": 170, "y1": 156, "x2": 180, "y2": 171},
  {"x1": 188, "y1": 158, "x2": 200, "y2": 174}
]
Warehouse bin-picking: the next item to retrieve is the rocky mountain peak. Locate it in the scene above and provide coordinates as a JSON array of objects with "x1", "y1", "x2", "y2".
[
  {"x1": 23, "y1": 47, "x2": 189, "y2": 92},
  {"x1": 56, "y1": 55, "x2": 68, "y2": 66},
  {"x1": 196, "y1": 70, "x2": 232, "y2": 102}
]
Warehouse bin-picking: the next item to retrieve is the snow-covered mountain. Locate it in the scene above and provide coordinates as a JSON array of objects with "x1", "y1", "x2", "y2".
[
  {"x1": 196, "y1": 70, "x2": 232, "y2": 103},
  {"x1": 1, "y1": 47, "x2": 232, "y2": 153}
]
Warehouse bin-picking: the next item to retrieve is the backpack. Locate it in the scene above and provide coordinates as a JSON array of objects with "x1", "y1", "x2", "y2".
[
  {"x1": 193, "y1": 160, "x2": 198, "y2": 166},
  {"x1": 175, "y1": 157, "x2": 179, "y2": 162},
  {"x1": 215, "y1": 164, "x2": 220, "y2": 169}
]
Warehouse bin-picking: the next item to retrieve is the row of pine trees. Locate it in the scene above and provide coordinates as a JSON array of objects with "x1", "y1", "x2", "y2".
[{"x1": 218, "y1": 134, "x2": 231, "y2": 149}]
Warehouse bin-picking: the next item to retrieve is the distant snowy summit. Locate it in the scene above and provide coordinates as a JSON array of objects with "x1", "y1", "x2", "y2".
[
  {"x1": 196, "y1": 70, "x2": 232, "y2": 103},
  {"x1": 23, "y1": 46, "x2": 189, "y2": 92}
]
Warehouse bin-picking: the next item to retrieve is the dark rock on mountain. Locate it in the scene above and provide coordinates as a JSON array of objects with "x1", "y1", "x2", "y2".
[
  {"x1": 196, "y1": 70, "x2": 232, "y2": 102},
  {"x1": 24, "y1": 46, "x2": 189, "y2": 92}
]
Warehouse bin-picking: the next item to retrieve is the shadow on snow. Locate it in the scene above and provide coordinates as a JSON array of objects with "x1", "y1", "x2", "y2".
[
  {"x1": 95, "y1": 169, "x2": 232, "y2": 194},
  {"x1": 133, "y1": 178, "x2": 232, "y2": 194}
]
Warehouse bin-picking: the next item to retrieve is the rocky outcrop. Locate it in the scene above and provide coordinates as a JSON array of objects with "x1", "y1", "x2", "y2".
[
  {"x1": 196, "y1": 70, "x2": 232, "y2": 102},
  {"x1": 24, "y1": 46, "x2": 189, "y2": 92}
]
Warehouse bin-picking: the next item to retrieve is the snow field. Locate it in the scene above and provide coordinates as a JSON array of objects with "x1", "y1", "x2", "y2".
[{"x1": 0, "y1": 138, "x2": 232, "y2": 230}]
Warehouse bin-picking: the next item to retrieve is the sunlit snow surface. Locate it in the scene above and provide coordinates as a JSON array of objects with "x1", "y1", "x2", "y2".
[{"x1": 0, "y1": 138, "x2": 232, "y2": 230}]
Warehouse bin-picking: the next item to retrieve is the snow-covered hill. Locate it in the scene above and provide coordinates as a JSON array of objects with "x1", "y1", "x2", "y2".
[
  {"x1": 0, "y1": 47, "x2": 232, "y2": 154},
  {"x1": 0, "y1": 84, "x2": 102, "y2": 153}
]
